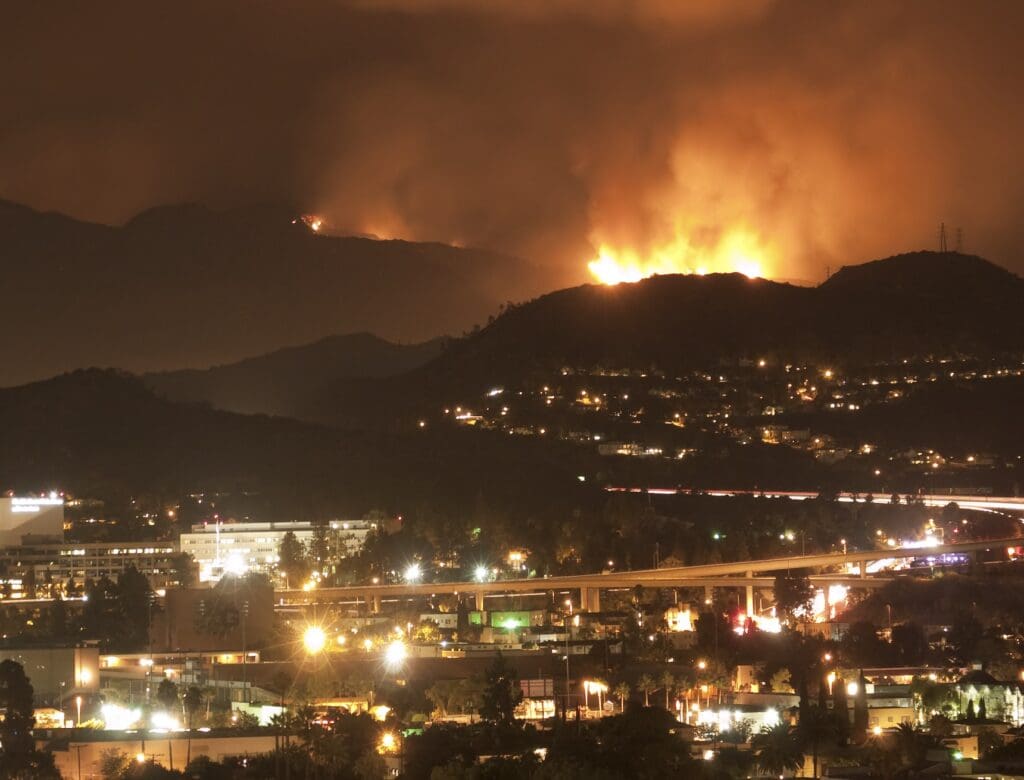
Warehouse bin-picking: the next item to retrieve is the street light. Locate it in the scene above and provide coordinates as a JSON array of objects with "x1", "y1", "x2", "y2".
[
  {"x1": 384, "y1": 640, "x2": 408, "y2": 672},
  {"x1": 473, "y1": 565, "x2": 489, "y2": 583},
  {"x1": 303, "y1": 626, "x2": 327, "y2": 655},
  {"x1": 404, "y1": 563, "x2": 422, "y2": 583}
]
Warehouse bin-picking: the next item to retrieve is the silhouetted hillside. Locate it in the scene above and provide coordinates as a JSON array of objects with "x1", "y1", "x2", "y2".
[
  {"x1": 0, "y1": 369, "x2": 600, "y2": 519},
  {"x1": 317, "y1": 252, "x2": 1024, "y2": 427},
  {"x1": 145, "y1": 332, "x2": 443, "y2": 419},
  {"x1": 0, "y1": 199, "x2": 539, "y2": 385}
]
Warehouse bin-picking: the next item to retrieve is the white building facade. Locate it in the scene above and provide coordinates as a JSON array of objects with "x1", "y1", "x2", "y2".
[{"x1": 181, "y1": 520, "x2": 373, "y2": 582}]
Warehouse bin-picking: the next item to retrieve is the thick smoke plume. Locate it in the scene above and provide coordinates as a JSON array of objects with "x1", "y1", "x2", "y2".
[{"x1": 2, "y1": 0, "x2": 1023, "y2": 286}]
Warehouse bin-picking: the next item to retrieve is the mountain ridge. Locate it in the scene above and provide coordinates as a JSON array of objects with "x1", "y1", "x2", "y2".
[{"x1": 0, "y1": 199, "x2": 541, "y2": 386}]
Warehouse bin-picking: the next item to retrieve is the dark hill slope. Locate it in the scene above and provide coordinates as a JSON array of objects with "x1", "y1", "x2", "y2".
[
  {"x1": 0, "y1": 369, "x2": 595, "y2": 519},
  {"x1": 0, "y1": 200, "x2": 537, "y2": 385},
  {"x1": 145, "y1": 333, "x2": 443, "y2": 418}
]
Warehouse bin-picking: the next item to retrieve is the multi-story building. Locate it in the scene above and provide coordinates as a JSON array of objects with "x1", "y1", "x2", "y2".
[
  {"x1": 0, "y1": 541, "x2": 182, "y2": 595},
  {"x1": 180, "y1": 519, "x2": 374, "y2": 582}
]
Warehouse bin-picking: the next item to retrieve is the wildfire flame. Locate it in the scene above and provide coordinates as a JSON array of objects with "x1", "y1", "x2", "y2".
[{"x1": 587, "y1": 228, "x2": 772, "y2": 285}]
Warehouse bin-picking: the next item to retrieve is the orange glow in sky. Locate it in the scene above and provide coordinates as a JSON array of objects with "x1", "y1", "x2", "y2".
[{"x1": 587, "y1": 228, "x2": 772, "y2": 285}]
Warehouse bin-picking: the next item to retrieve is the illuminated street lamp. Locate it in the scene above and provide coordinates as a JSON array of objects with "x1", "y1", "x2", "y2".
[
  {"x1": 404, "y1": 563, "x2": 422, "y2": 583},
  {"x1": 473, "y1": 565, "x2": 489, "y2": 583},
  {"x1": 384, "y1": 640, "x2": 408, "y2": 672},
  {"x1": 303, "y1": 626, "x2": 327, "y2": 655}
]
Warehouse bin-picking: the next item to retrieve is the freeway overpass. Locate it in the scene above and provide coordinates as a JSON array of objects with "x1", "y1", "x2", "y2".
[
  {"x1": 606, "y1": 487, "x2": 1024, "y2": 514},
  {"x1": 281, "y1": 537, "x2": 1017, "y2": 616}
]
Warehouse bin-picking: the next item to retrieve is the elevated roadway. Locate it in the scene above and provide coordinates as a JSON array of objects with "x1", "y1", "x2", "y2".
[{"x1": 279, "y1": 537, "x2": 1015, "y2": 615}]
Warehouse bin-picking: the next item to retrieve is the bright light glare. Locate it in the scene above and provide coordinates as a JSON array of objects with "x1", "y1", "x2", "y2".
[
  {"x1": 384, "y1": 640, "x2": 408, "y2": 670},
  {"x1": 473, "y1": 565, "x2": 489, "y2": 582},
  {"x1": 404, "y1": 563, "x2": 422, "y2": 583},
  {"x1": 101, "y1": 703, "x2": 141, "y2": 730},
  {"x1": 150, "y1": 711, "x2": 180, "y2": 730},
  {"x1": 224, "y1": 554, "x2": 248, "y2": 576},
  {"x1": 380, "y1": 732, "x2": 397, "y2": 752},
  {"x1": 303, "y1": 626, "x2": 327, "y2": 654}
]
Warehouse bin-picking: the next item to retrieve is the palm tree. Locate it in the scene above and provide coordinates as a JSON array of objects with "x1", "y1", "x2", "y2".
[
  {"x1": 753, "y1": 724, "x2": 804, "y2": 776},
  {"x1": 892, "y1": 722, "x2": 941, "y2": 768},
  {"x1": 797, "y1": 704, "x2": 839, "y2": 779},
  {"x1": 613, "y1": 682, "x2": 630, "y2": 712},
  {"x1": 638, "y1": 674, "x2": 655, "y2": 707},
  {"x1": 660, "y1": 671, "x2": 676, "y2": 711},
  {"x1": 182, "y1": 685, "x2": 204, "y2": 767}
]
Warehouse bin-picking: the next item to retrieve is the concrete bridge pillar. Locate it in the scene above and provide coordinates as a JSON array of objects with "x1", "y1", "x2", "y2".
[
  {"x1": 475, "y1": 591, "x2": 486, "y2": 612},
  {"x1": 581, "y1": 586, "x2": 601, "y2": 613},
  {"x1": 745, "y1": 571, "x2": 754, "y2": 616},
  {"x1": 369, "y1": 594, "x2": 381, "y2": 614}
]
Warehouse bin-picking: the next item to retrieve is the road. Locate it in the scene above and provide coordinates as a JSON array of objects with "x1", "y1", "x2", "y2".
[
  {"x1": 605, "y1": 486, "x2": 1024, "y2": 514},
  {"x1": 280, "y1": 536, "x2": 1017, "y2": 613}
]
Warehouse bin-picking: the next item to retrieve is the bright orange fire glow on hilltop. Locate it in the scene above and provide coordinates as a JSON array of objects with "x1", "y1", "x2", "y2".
[{"x1": 587, "y1": 228, "x2": 774, "y2": 285}]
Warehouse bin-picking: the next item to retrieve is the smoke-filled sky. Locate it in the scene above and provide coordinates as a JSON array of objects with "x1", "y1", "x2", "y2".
[{"x1": 4, "y1": 0, "x2": 1024, "y2": 286}]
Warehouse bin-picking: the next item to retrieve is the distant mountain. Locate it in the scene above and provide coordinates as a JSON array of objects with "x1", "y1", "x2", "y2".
[
  {"x1": 145, "y1": 332, "x2": 443, "y2": 419},
  {"x1": 0, "y1": 199, "x2": 539, "y2": 386}
]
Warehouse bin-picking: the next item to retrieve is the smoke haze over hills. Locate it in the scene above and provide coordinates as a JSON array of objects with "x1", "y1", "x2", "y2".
[{"x1": 3, "y1": 0, "x2": 1024, "y2": 293}]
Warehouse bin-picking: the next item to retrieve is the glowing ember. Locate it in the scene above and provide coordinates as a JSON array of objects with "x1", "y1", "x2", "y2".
[
  {"x1": 293, "y1": 214, "x2": 325, "y2": 233},
  {"x1": 587, "y1": 228, "x2": 772, "y2": 285}
]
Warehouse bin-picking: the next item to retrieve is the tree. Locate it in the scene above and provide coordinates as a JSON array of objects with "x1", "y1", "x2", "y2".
[
  {"x1": 479, "y1": 652, "x2": 522, "y2": 725},
  {"x1": 99, "y1": 748, "x2": 130, "y2": 780},
  {"x1": 353, "y1": 750, "x2": 388, "y2": 780},
  {"x1": 660, "y1": 671, "x2": 675, "y2": 710},
  {"x1": 770, "y1": 668, "x2": 794, "y2": 693},
  {"x1": 156, "y1": 678, "x2": 179, "y2": 712},
  {"x1": 49, "y1": 594, "x2": 68, "y2": 638},
  {"x1": 0, "y1": 660, "x2": 59, "y2": 778},
  {"x1": 637, "y1": 674, "x2": 655, "y2": 707},
  {"x1": 891, "y1": 622, "x2": 927, "y2": 665},
  {"x1": 774, "y1": 571, "x2": 815, "y2": 621},
  {"x1": 278, "y1": 532, "x2": 308, "y2": 588},
  {"x1": 116, "y1": 566, "x2": 154, "y2": 650},
  {"x1": 170, "y1": 553, "x2": 197, "y2": 587},
  {"x1": 753, "y1": 723, "x2": 804, "y2": 776},
  {"x1": 797, "y1": 704, "x2": 841, "y2": 779},
  {"x1": 613, "y1": 682, "x2": 630, "y2": 712},
  {"x1": 892, "y1": 722, "x2": 941, "y2": 767},
  {"x1": 183, "y1": 685, "x2": 204, "y2": 766}
]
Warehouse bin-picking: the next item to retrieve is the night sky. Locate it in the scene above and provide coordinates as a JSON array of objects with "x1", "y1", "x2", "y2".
[{"x1": 3, "y1": 1, "x2": 1023, "y2": 367}]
